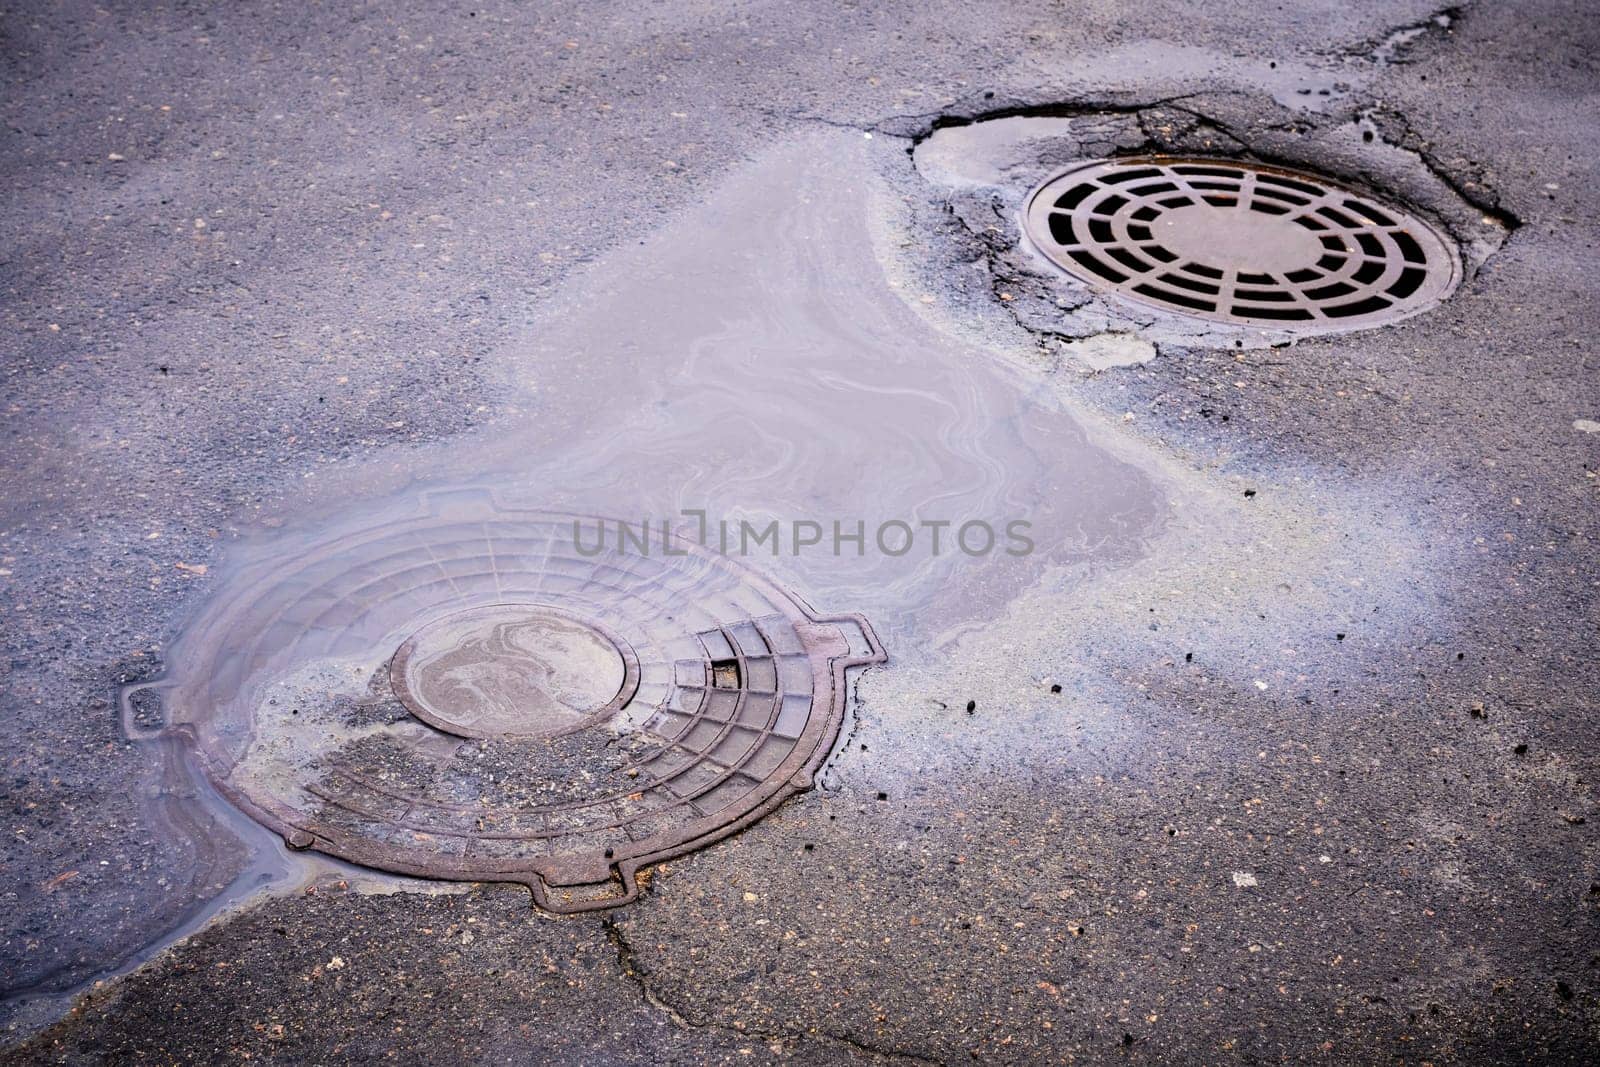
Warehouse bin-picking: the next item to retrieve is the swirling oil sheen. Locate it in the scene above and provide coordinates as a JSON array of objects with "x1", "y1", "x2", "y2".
[{"x1": 18, "y1": 131, "x2": 1171, "y2": 1026}]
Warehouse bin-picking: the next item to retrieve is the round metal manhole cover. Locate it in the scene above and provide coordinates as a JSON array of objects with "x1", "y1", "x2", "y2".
[
  {"x1": 389, "y1": 604, "x2": 641, "y2": 740},
  {"x1": 134, "y1": 494, "x2": 885, "y2": 913},
  {"x1": 1023, "y1": 157, "x2": 1460, "y2": 331}
]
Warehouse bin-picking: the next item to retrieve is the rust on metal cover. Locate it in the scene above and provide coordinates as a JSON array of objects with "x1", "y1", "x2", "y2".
[{"x1": 125, "y1": 492, "x2": 886, "y2": 913}]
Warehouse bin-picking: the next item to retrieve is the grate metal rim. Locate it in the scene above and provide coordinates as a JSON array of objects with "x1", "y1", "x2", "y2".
[{"x1": 1022, "y1": 156, "x2": 1461, "y2": 332}]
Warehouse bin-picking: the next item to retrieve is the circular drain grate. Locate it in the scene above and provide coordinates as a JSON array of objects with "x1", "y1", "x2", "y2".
[
  {"x1": 1023, "y1": 157, "x2": 1459, "y2": 331},
  {"x1": 128, "y1": 493, "x2": 884, "y2": 913}
]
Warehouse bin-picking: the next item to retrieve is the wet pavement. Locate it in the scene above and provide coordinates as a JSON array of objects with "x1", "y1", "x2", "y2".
[{"x1": 3, "y1": 0, "x2": 1598, "y2": 1061}]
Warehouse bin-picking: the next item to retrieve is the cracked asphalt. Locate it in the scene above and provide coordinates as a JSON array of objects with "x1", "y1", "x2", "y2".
[{"x1": 3, "y1": 0, "x2": 1598, "y2": 1062}]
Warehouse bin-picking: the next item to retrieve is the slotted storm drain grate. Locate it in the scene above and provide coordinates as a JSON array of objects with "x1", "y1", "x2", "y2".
[
  {"x1": 127, "y1": 493, "x2": 885, "y2": 913},
  {"x1": 1023, "y1": 157, "x2": 1459, "y2": 331}
]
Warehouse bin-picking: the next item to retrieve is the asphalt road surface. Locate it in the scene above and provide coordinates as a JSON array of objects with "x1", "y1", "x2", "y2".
[{"x1": 2, "y1": 0, "x2": 1597, "y2": 1062}]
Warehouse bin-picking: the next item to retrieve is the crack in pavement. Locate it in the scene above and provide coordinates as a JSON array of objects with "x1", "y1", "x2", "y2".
[
  {"x1": 895, "y1": 91, "x2": 1226, "y2": 147},
  {"x1": 601, "y1": 916, "x2": 945, "y2": 1065},
  {"x1": 1360, "y1": 105, "x2": 1523, "y2": 232}
]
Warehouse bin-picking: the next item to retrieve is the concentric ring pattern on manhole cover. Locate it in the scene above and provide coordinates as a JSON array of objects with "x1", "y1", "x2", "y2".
[
  {"x1": 129, "y1": 492, "x2": 885, "y2": 913},
  {"x1": 1023, "y1": 157, "x2": 1460, "y2": 331}
]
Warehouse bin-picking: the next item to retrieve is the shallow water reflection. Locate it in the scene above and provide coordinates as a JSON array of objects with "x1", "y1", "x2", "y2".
[
  {"x1": 303, "y1": 130, "x2": 1169, "y2": 651},
  {"x1": 14, "y1": 130, "x2": 1170, "y2": 1028}
]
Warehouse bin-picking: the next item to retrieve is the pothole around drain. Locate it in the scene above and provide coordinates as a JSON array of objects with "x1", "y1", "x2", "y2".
[{"x1": 1022, "y1": 156, "x2": 1460, "y2": 332}]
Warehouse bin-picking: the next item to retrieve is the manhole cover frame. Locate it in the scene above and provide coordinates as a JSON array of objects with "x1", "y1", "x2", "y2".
[
  {"x1": 123, "y1": 498, "x2": 888, "y2": 914},
  {"x1": 1022, "y1": 155, "x2": 1461, "y2": 333}
]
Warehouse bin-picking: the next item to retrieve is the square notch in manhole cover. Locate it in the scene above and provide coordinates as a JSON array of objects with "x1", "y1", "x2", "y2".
[{"x1": 1023, "y1": 157, "x2": 1460, "y2": 332}]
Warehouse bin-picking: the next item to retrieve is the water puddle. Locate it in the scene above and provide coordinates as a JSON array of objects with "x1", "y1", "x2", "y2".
[
  {"x1": 280, "y1": 129, "x2": 1166, "y2": 649},
  {"x1": 911, "y1": 116, "x2": 1084, "y2": 189},
  {"x1": 6, "y1": 128, "x2": 1169, "y2": 1032}
]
